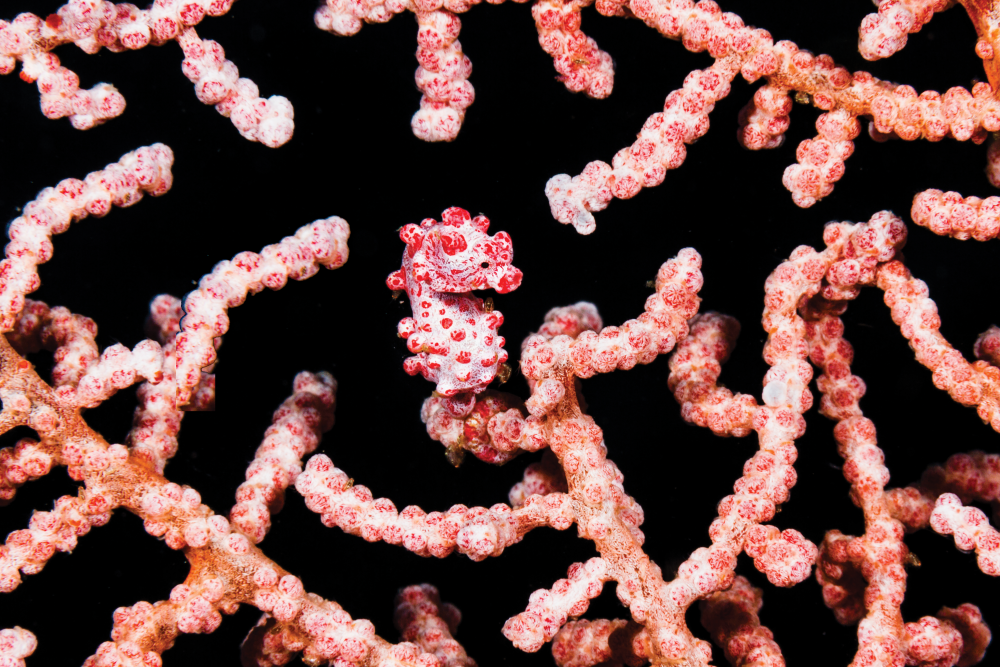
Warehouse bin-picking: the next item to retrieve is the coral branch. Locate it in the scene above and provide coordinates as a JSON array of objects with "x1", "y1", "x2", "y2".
[
  {"x1": 0, "y1": 438, "x2": 54, "y2": 504},
  {"x1": 520, "y1": 248, "x2": 703, "y2": 378},
  {"x1": 177, "y1": 26, "x2": 295, "y2": 148},
  {"x1": 534, "y1": 302, "x2": 603, "y2": 340},
  {"x1": 885, "y1": 451, "x2": 1000, "y2": 532},
  {"x1": 315, "y1": 0, "x2": 611, "y2": 140},
  {"x1": 241, "y1": 586, "x2": 451, "y2": 667},
  {"x1": 815, "y1": 530, "x2": 867, "y2": 625},
  {"x1": 175, "y1": 217, "x2": 350, "y2": 406},
  {"x1": 930, "y1": 494, "x2": 1000, "y2": 575},
  {"x1": 128, "y1": 296, "x2": 192, "y2": 473},
  {"x1": 782, "y1": 108, "x2": 859, "y2": 208},
  {"x1": 958, "y1": 0, "x2": 1000, "y2": 89},
  {"x1": 91, "y1": 578, "x2": 232, "y2": 666},
  {"x1": 737, "y1": 83, "x2": 791, "y2": 150},
  {"x1": 668, "y1": 311, "x2": 755, "y2": 437},
  {"x1": 546, "y1": 56, "x2": 737, "y2": 234},
  {"x1": 0, "y1": 627, "x2": 36, "y2": 667},
  {"x1": 394, "y1": 584, "x2": 476, "y2": 667},
  {"x1": 1, "y1": 492, "x2": 111, "y2": 592},
  {"x1": 296, "y1": 453, "x2": 574, "y2": 559},
  {"x1": 806, "y1": 306, "x2": 913, "y2": 666},
  {"x1": 551, "y1": 619, "x2": 644, "y2": 667},
  {"x1": 60, "y1": 339, "x2": 164, "y2": 409},
  {"x1": 503, "y1": 558, "x2": 610, "y2": 652},
  {"x1": 509, "y1": 450, "x2": 568, "y2": 508},
  {"x1": 500, "y1": 248, "x2": 721, "y2": 664},
  {"x1": 547, "y1": 0, "x2": 1000, "y2": 228},
  {"x1": 0, "y1": 144, "x2": 174, "y2": 331},
  {"x1": 976, "y1": 326, "x2": 1000, "y2": 367},
  {"x1": 699, "y1": 576, "x2": 784, "y2": 667},
  {"x1": 0, "y1": 1, "x2": 293, "y2": 143},
  {"x1": 230, "y1": 372, "x2": 337, "y2": 544},
  {"x1": 858, "y1": 0, "x2": 953, "y2": 61},
  {"x1": 8, "y1": 298, "x2": 168, "y2": 410},
  {"x1": 0, "y1": 336, "x2": 445, "y2": 666},
  {"x1": 743, "y1": 524, "x2": 817, "y2": 587},
  {"x1": 876, "y1": 260, "x2": 1000, "y2": 431},
  {"x1": 901, "y1": 613, "x2": 966, "y2": 667},
  {"x1": 0, "y1": 9, "x2": 126, "y2": 129},
  {"x1": 37, "y1": 305, "x2": 100, "y2": 389},
  {"x1": 911, "y1": 189, "x2": 1000, "y2": 241},
  {"x1": 900, "y1": 604, "x2": 992, "y2": 667},
  {"x1": 411, "y1": 11, "x2": 474, "y2": 142},
  {"x1": 532, "y1": 0, "x2": 614, "y2": 98},
  {"x1": 937, "y1": 604, "x2": 992, "y2": 667}
]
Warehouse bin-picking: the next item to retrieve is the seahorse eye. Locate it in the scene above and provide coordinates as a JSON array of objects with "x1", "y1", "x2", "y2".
[{"x1": 480, "y1": 261, "x2": 489, "y2": 269}]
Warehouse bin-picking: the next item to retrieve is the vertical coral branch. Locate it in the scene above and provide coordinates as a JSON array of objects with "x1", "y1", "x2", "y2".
[
  {"x1": 782, "y1": 108, "x2": 860, "y2": 208},
  {"x1": 668, "y1": 311, "x2": 755, "y2": 437},
  {"x1": 699, "y1": 576, "x2": 784, "y2": 667},
  {"x1": 128, "y1": 295, "x2": 195, "y2": 473},
  {"x1": 532, "y1": 0, "x2": 614, "y2": 99},
  {"x1": 230, "y1": 372, "x2": 337, "y2": 544},
  {"x1": 412, "y1": 11, "x2": 474, "y2": 142},
  {"x1": 394, "y1": 585, "x2": 476, "y2": 667},
  {"x1": 737, "y1": 84, "x2": 791, "y2": 150}
]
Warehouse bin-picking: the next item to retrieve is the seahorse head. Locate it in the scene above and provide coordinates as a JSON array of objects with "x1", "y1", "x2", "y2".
[{"x1": 399, "y1": 207, "x2": 522, "y2": 295}]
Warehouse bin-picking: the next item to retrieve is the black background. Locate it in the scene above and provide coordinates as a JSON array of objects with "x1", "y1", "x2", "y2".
[{"x1": 1, "y1": 1, "x2": 999, "y2": 665}]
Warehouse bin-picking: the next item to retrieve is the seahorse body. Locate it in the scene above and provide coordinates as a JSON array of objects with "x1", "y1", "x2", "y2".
[{"x1": 387, "y1": 207, "x2": 522, "y2": 397}]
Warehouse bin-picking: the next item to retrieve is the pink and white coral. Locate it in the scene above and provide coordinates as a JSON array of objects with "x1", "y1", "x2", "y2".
[
  {"x1": 411, "y1": 11, "x2": 474, "y2": 142},
  {"x1": 857, "y1": 0, "x2": 952, "y2": 61},
  {"x1": 314, "y1": 0, "x2": 612, "y2": 141},
  {"x1": 0, "y1": 1, "x2": 293, "y2": 144},
  {"x1": 3, "y1": 2, "x2": 1000, "y2": 667},
  {"x1": 174, "y1": 217, "x2": 350, "y2": 406},
  {"x1": 0, "y1": 627, "x2": 36, "y2": 667},
  {"x1": 393, "y1": 585, "x2": 476, "y2": 667},
  {"x1": 0, "y1": 143, "x2": 174, "y2": 331},
  {"x1": 543, "y1": 0, "x2": 1000, "y2": 230},
  {"x1": 230, "y1": 372, "x2": 337, "y2": 544}
]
